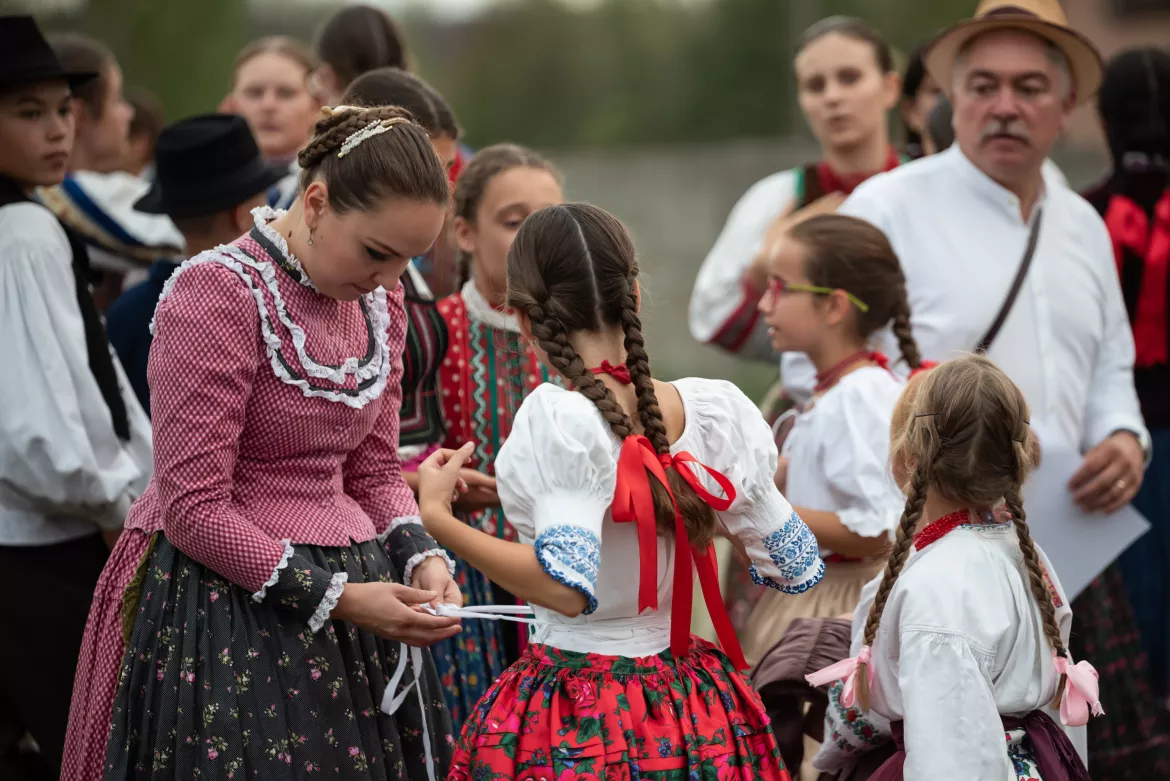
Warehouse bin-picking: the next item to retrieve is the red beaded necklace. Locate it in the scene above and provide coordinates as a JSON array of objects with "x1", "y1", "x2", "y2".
[{"x1": 912, "y1": 510, "x2": 977, "y2": 551}]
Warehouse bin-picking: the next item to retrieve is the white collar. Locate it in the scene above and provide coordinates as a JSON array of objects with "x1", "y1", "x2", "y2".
[
  {"x1": 461, "y1": 278, "x2": 520, "y2": 332},
  {"x1": 944, "y1": 145, "x2": 1048, "y2": 225}
]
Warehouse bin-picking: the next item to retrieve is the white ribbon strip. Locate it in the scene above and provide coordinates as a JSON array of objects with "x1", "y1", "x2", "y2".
[{"x1": 378, "y1": 603, "x2": 538, "y2": 781}]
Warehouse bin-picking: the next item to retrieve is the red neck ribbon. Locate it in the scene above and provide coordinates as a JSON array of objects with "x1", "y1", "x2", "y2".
[
  {"x1": 1103, "y1": 192, "x2": 1170, "y2": 367},
  {"x1": 610, "y1": 435, "x2": 746, "y2": 669},
  {"x1": 590, "y1": 361, "x2": 632, "y2": 384},
  {"x1": 814, "y1": 350, "x2": 891, "y2": 393},
  {"x1": 816, "y1": 146, "x2": 901, "y2": 197},
  {"x1": 913, "y1": 510, "x2": 987, "y2": 550}
]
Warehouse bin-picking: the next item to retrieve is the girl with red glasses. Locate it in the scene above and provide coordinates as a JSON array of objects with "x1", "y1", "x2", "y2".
[{"x1": 740, "y1": 214, "x2": 928, "y2": 671}]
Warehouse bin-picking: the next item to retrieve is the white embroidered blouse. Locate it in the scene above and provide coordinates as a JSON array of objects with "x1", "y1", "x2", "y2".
[
  {"x1": 813, "y1": 522, "x2": 1086, "y2": 778},
  {"x1": 494, "y1": 377, "x2": 825, "y2": 657}
]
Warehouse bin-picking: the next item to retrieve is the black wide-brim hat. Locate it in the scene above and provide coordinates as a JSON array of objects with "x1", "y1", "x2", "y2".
[
  {"x1": 0, "y1": 15, "x2": 98, "y2": 91},
  {"x1": 134, "y1": 113, "x2": 290, "y2": 218}
]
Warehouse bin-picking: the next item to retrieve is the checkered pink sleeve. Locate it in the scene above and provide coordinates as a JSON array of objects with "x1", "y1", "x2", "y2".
[
  {"x1": 343, "y1": 282, "x2": 420, "y2": 533},
  {"x1": 149, "y1": 263, "x2": 297, "y2": 595}
]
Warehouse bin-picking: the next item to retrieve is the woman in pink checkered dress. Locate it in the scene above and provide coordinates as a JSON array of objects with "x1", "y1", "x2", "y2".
[{"x1": 63, "y1": 105, "x2": 463, "y2": 781}]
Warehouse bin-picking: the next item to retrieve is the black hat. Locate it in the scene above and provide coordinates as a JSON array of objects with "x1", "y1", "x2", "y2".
[
  {"x1": 134, "y1": 114, "x2": 290, "y2": 218},
  {"x1": 0, "y1": 15, "x2": 98, "y2": 91}
]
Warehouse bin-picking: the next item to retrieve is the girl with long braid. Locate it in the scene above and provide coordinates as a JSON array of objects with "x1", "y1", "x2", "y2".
[
  {"x1": 417, "y1": 203, "x2": 823, "y2": 780},
  {"x1": 808, "y1": 355, "x2": 1100, "y2": 780},
  {"x1": 740, "y1": 214, "x2": 928, "y2": 666}
]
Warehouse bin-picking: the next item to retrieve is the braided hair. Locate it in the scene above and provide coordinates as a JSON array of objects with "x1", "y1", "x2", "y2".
[
  {"x1": 506, "y1": 203, "x2": 720, "y2": 547},
  {"x1": 855, "y1": 354, "x2": 1064, "y2": 710},
  {"x1": 787, "y1": 214, "x2": 924, "y2": 371},
  {"x1": 296, "y1": 104, "x2": 448, "y2": 214}
]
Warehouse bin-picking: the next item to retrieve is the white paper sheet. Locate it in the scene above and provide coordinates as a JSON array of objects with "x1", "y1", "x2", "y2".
[{"x1": 1021, "y1": 420, "x2": 1150, "y2": 601}]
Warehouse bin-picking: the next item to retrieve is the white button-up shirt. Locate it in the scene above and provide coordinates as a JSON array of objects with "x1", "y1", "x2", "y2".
[{"x1": 781, "y1": 145, "x2": 1147, "y2": 455}]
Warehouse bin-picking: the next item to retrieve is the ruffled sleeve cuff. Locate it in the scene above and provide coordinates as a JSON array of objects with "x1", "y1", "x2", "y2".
[
  {"x1": 381, "y1": 516, "x2": 455, "y2": 582},
  {"x1": 533, "y1": 522, "x2": 601, "y2": 615},
  {"x1": 251, "y1": 543, "x2": 349, "y2": 633}
]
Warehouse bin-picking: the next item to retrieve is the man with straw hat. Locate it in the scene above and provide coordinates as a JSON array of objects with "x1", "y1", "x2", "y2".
[{"x1": 788, "y1": 1, "x2": 1158, "y2": 777}]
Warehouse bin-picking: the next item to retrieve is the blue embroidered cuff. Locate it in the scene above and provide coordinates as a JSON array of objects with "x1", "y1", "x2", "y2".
[
  {"x1": 533, "y1": 524, "x2": 601, "y2": 615},
  {"x1": 751, "y1": 511, "x2": 824, "y2": 594}
]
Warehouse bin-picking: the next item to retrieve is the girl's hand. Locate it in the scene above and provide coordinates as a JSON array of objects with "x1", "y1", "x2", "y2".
[
  {"x1": 418, "y1": 443, "x2": 476, "y2": 514},
  {"x1": 453, "y1": 468, "x2": 500, "y2": 512},
  {"x1": 411, "y1": 554, "x2": 463, "y2": 608}
]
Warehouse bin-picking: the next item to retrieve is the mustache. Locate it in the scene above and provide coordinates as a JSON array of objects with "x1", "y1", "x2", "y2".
[{"x1": 980, "y1": 120, "x2": 1032, "y2": 145}]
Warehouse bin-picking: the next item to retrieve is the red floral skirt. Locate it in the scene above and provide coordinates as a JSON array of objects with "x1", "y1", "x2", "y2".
[{"x1": 449, "y1": 635, "x2": 791, "y2": 781}]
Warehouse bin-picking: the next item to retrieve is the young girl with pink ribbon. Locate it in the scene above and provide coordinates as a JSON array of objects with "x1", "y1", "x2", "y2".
[{"x1": 807, "y1": 355, "x2": 1102, "y2": 780}]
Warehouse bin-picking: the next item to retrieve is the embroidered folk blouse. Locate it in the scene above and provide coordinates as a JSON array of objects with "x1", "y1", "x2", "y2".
[
  {"x1": 493, "y1": 378, "x2": 825, "y2": 657},
  {"x1": 123, "y1": 208, "x2": 451, "y2": 630}
]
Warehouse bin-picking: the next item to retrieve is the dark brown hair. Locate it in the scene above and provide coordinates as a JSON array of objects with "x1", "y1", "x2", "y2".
[
  {"x1": 854, "y1": 354, "x2": 1064, "y2": 709},
  {"x1": 316, "y1": 4, "x2": 409, "y2": 88},
  {"x1": 342, "y1": 68, "x2": 444, "y2": 138},
  {"x1": 795, "y1": 16, "x2": 895, "y2": 74},
  {"x1": 231, "y1": 36, "x2": 318, "y2": 88},
  {"x1": 453, "y1": 144, "x2": 561, "y2": 289},
  {"x1": 297, "y1": 105, "x2": 448, "y2": 214},
  {"x1": 48, "y1": 33, "x2": 116, "y2": 116},
  {"x1": 787, "y1": 214, "x2": 923, "y2": 370},
  {"x1": 506, "y1": 203, "x2": 719, "y2": 548}
]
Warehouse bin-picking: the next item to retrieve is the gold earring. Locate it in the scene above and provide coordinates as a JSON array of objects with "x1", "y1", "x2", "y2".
[{"x1": 307, "y1": 229, "x2": 314, "y2": 247}]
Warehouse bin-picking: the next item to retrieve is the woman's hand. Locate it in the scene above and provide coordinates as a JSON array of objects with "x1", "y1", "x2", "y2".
[
  {"x1": 411, "y1": 554, "x2": 463, "y2": 608},
  {"x1": 418, "y1": 444, "x2": 476, "y2": 519},
  {"x1": 332, "y1": 581, "x2": 461, "y2": 647}
]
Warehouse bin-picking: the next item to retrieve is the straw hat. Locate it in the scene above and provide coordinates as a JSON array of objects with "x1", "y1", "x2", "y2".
[{"x1": 924, "y1": 0, "x2": 1103, "y2": 104}]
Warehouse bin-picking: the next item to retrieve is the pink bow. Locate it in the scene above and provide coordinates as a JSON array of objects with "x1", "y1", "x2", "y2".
[
  {"x1": 1053, "y1": 651, "x2": 1104, "y2": 727},
  {"x1": 805, "y1": 645, "x2": 873, "y2": 708}
]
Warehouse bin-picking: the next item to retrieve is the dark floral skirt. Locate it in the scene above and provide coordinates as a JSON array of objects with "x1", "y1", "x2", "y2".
[
  {"x1": 103, "y1": 536, "x2": 454, "y2": 780},
  {"x1": 449, "y1": 637, "x2": 791, "y2": 781}
]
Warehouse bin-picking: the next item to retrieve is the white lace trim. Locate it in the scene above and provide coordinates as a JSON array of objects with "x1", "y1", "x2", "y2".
[
  {"x1": 151, "y1": 249, "x2": 392, "y2": 409},
  {"x1": 218, "y1": 242, "x2": 388, "y2": 383},
  {"x1": 402, "y1": 548, "x2": 455, "y2": 583},
  {"x1": 376, "y1": 514, "x2": 424, "y2": 544},
  {"x1": 252, "y1": 539, "x2": 294, "y2": 602},
  {"x1": 461, "y1": 279, "x2": 521, "y2": 333},
  {"x1": 252, "y1": 205, "x2": 317, "y2": 292},
  {"x1": 308, "y1": 572, "x2": 348, "y2": 633}
]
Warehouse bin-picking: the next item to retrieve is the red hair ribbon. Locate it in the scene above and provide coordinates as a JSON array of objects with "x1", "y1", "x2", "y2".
[
  {"x1": 590, "y1": 361, "x2": 632, "y2": 385},
  {"x1": 909, "y1": 359, "x2": 939, "y2": 379},
  {"x1": 610, "y1": 435, "x2": 747, "y2": 669}
]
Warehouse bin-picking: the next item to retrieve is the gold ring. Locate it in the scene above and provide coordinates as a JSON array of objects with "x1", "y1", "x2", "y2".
[{"x1": 1116, "y1": 479, "x2": 1128, "y2": 492}]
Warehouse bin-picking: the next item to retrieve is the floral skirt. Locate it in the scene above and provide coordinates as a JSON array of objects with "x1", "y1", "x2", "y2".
[
  {"x1": 449, "y1": 636, "x2": 791, "y2": 781},
  {"x1": 103, "y1": 536, "x2": 453, "y2": 780}
]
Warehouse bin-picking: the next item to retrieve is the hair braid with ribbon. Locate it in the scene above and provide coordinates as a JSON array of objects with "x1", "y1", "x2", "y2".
[
  {"x1": 618, "y1": 280, "x2": 720, "y2": 547},
  {"x1": 1005, "y1": 486, "x2": 1068, "y2": 707},
  {"x1": 526, "y1": 300, "x2": 634, "y2": 439},
  {"x1": 854, "y1": 462, "x2": 927, "y2": 710}
]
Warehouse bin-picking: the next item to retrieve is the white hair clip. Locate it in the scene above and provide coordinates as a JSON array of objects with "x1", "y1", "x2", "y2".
[{"x1": 337, "y1": 117, "x2": 411, "y2": 158}]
